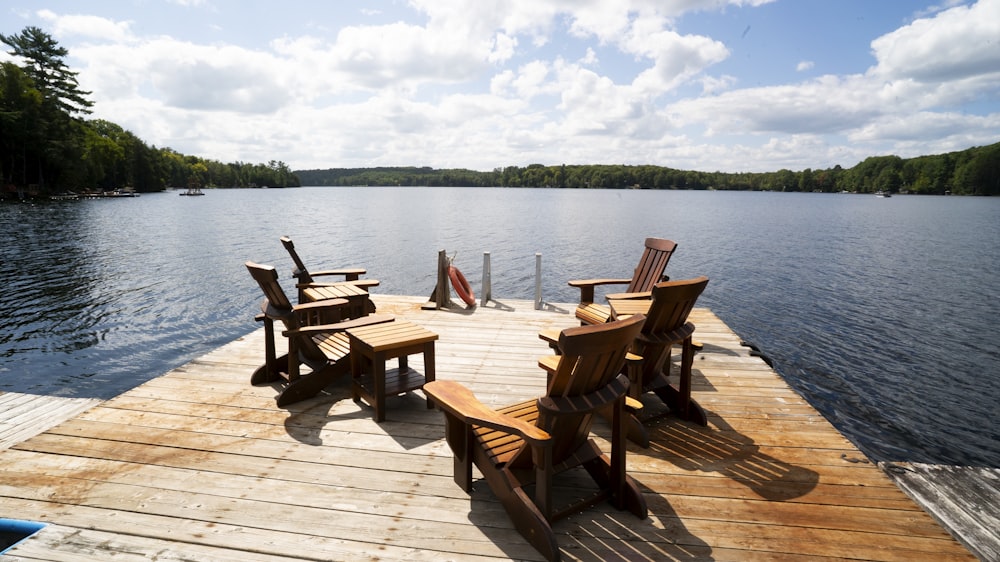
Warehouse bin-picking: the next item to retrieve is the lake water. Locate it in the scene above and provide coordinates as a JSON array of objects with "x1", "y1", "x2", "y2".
[{"x1": 1, "y1": 187, "x2": 997, "y2": 468}]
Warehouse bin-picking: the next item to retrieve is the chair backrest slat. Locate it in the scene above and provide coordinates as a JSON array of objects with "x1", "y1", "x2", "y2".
[
  {"x1": 246, "y1": 261, "x2": 294, "y2": 311},
  {"x1": 635, "y1": 277, "x2": 709, "y2": 378},
  {"x1": 512, "y1": 314, "x2": 645, "y2": 467},
  {"x1": 625, "y1": 238, "x2": 677, "y2": 293},
  {"x1": 280, "y1": 236, "x2": 313, "y2": 283},
  {"x1": 642, "y1": 277, "x2": 708, "y2": 335},
  {"x1": 246, "y1": 261, "x2": 329, "y2": 365}
]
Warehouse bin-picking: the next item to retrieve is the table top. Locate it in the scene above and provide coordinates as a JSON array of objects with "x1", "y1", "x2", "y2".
[
  {"x1": 347, "y1": 319, "x2": 438, "y2": 351},
  {"x1": 303, "y1": 283, "x2": 369, "y2": 301},
  {"x1": 607, "y1": 298, "x2": 651, "y2": 320}
]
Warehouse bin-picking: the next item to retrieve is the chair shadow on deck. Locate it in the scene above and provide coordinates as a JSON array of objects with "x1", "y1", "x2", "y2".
[
  {"x1": 694, "y1": 342, "x2": 742, "y2": 357},
  {"x1": 645, "y1": 415, "x2": 819, "y2": 502},
  {"x1": 278, "y1": 385, "x2": 440, "y2": 450},
  {"x1": 463, "y1": 474, "x2": 713, "y2": 561}
]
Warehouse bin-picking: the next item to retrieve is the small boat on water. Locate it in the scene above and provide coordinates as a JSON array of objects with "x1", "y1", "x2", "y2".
[
  {"x1": 82, "y1": 188, "x2": 139, "y2": 198},
  {"x1": 179, "y1": 187, "x2": 205, "y2": 196},
  {"x1": 875, "y1": 190, "x2": 892, "y2": 198}
]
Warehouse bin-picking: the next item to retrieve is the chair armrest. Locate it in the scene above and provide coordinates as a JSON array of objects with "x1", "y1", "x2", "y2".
[
  {"x1": 624, "y1": 353, "x2": 644, "y2": 410},
  {"x1": 284, "y1": 314, "x2": 394, "y2": 337},
  {"x1": 311, "y1": 268, "x2": 367, "y2": 279},
  {"x1": 290, "y1": 298, "x2": 351, "y2": 325},
  {"x1": 567, "y1": 278, "x2": 631, "y2": 303},
  {"x1": 424, "y1": 380, "x2": 551, "y2": 446},
  {"x1": 625, "y1": 396, "x2": 644, "y2": 412},
  {"x1": 568, "y1": 278, "x2": 632, "y2": 287},
  {"x1": 604, "y1": 291, "x2": 651, "y2": 301},
  {"x1": 537, "y1": 354, "x2": 560, "y2": 373},
  {"x1": 291, "y1": 299, "x2": 350, "y2": 312},
  {"x1": 538, "y1": 328, "x2": 561, "y2": 352},
  {"x1": 298, "y1": 279, "x2": 380, "y2": 289}
]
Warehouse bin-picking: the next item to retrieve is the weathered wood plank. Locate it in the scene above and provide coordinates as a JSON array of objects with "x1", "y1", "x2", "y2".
[
  {"x1": 0, "y1": 297, "x2": 978, "y2": 561},
  {"x1": 882, "y1": 462, "x2": 1000, "y2": 562},
  {"x1": 0, "y1": 393, "x2": 101, "y2": 450}
]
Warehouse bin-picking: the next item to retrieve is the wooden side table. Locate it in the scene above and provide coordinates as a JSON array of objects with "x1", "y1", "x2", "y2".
[
  {"x1": 347, "y1": 320, "x2": 438, "y2": 422},
  {"x1": 302, "y1": 283, "x2": 371, "y2": 320}
]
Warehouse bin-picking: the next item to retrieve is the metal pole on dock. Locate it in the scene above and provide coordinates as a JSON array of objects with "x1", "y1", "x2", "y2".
[
  {"x1": 535, "y1": 253, "x2": 543, "y2": 310},
  {"x1": 481, "y1": 252, "x2": 491, "y2": 306}
]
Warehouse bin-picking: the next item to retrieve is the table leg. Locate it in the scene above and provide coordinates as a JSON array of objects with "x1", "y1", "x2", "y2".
[
  {"x1": 350, "y1": 341, "x2": 361, "y2": 403},
  {"x1": 675, "y1": 339, "x2": 690, "y2": 419},
  {"x1": 374, "y1": 350, "x2": 386, "y2": 422},
  {"x1": 424, "y1": 343, "x2": 436, "y2": 409}
]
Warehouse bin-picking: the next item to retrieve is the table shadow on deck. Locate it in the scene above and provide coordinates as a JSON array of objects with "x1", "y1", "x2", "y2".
[{"x1": 0, "y1": 295, "x2": 977, "y2": 561}]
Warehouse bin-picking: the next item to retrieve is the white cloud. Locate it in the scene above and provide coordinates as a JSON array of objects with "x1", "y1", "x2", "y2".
[
  {"x1": 77, "y1": 39, "x2": 292, "y2": 114},
  {"x1": 849, "y1": 111, "x2": 1000, "y2": 144},
  {"x1": 8, "y1": 1, "x2": 994, "y2": 173},
  {"x1": 657, "y1": 0, "x2": 1000, "y2": 169},
  {"x1": 331, "y1": 21, "x2": 489, "y2": 88},
  {"x1": 796, "y1": 61, "x2": 814, "y2": 72},
  {"x1": 871, "y1": 0, "x2": 1000, "y2": 84},
  {"x1": 629, "y1": 28, "x2": 729, "y2": 94},
  {"x1": 670, "y1": 74, "x2": 880, "y2": 137},
  {"x1": 37, "y1": 10, "x2": 133, "y2": 42}
]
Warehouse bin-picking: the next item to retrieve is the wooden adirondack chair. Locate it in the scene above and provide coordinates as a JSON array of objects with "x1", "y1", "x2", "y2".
[
  {"x1": 245, "y1": 261, "x2": 393, "y2": 407},
  {"x1": 623, "y1": 277, "x2": 710, "y2": 445},
  {"x1": 423, "y1": 314, "x2": 648, "y2": 562},
  {"x1": 570, "y1": 237, "x2": 677, "y2": 325},
  {"x1": 280, "y1": 236, "x2": 380, "y2": 304},
  {"x1": 539, "y1": 276, "x2": 710, "y2": 447}
]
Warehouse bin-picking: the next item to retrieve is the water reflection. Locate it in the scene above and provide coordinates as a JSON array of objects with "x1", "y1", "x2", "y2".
[{"x1": 1, "y1": 188, "x2": 998, "y2": 467}]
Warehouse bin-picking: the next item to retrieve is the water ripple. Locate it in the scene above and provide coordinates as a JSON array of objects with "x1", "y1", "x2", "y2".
[{"x1": 1, "y1": 189, "x2": 998, "y2": 467}]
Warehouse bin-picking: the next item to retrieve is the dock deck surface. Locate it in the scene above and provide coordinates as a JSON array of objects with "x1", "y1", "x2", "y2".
[{"x1": 0, "y1": 295, "x2": 977, "y2": 561}]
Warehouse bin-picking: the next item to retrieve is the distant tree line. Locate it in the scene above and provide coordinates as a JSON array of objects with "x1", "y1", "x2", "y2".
[
  {"x1": 4, "y1": 25, "x2": 995, "y2": 198},
  {"x1": 298, "y1": 142, "x2": 999, "y2": 195},
  {"x1": 294, "y1": 166, "x2": 496, "y2": 188},
  {"x1": 1, "y1": 27, "x2": 298, "y2": 198}
]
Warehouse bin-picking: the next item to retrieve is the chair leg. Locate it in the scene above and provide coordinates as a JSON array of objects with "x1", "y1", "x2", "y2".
[
  {"x1": 251, "y1": 318, "x2": 283, "y2": 384},
  {"x1": 651, "y1": 384, "x2": 708, "y2": 426},
  {"x1": 579, "y1": 444, "x2": 649, "y2": 520},
  {"x1": 599, "y1": 404, "x2": 650, "y2": 447},
  {"x1": 441, "y1": 417, "x2": 473, "y2": 492},
  {"x1": 251, "y1": 353, "x2": 289, "y2": 385},
  {"x1": 643, "y1": 338, "x2": 708, "y2": 426},
  {"x1": 504, "y1": 487, "x2": 560, "y2": 562},
  {"x1": 620, "y1": 475, "x2": 649, "y2": 519},
  {"x1": 610, "y1": 400, "x2": 647, "y2": 517}
]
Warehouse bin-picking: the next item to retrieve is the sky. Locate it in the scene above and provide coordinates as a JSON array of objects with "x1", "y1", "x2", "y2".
[{"x1": 2, "y1": 0, "x2": 998, "y2": 173}]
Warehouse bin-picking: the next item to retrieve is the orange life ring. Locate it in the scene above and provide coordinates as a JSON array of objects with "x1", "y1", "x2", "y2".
[{"x1": 448, "y1": 265, "x2": 476, "y2": 307}]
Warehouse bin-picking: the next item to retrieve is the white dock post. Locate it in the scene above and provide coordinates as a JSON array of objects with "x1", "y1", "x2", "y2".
[
  {"x1": 481, "y1": 252, "x2": 491, "y2": 306},
  {"x1": 534, "y1": 253, "x2": 543, "y2": 310}
]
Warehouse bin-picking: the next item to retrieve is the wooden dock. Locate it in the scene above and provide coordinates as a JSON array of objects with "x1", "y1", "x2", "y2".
[
  {"x1": 0, "y1": 295, "x2": 979, "y2": 561},
  {"x1": 0, "y1": 393, "x2": 101, "y2": 451}
]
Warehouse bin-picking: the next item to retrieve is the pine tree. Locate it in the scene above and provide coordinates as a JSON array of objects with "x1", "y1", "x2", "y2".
[{"x1": 0, "y1": 26, "x2": 93, "y2": 116}]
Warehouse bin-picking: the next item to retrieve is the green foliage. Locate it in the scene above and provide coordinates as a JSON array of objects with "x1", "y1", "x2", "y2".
[
  {"x1": 0, "y1": 26, "x2": 92, "y2": 116},
  {"x1": 0, "y1": 27, "x2": 298, "y2": 196},
  {"x1": 295, "y1": 147, "x2": 999, "y2": 196},
  {"x1": 3, "y1": 25, "x2": 995, "y2": 197},
  {"x1": 295, "y1": 166, "x2": 495, "y2": 187}
]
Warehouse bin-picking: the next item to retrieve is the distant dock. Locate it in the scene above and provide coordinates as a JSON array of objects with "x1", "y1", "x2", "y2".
[{"x1": 0, "y1": 295, "x2": 986, "y2": 560}]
